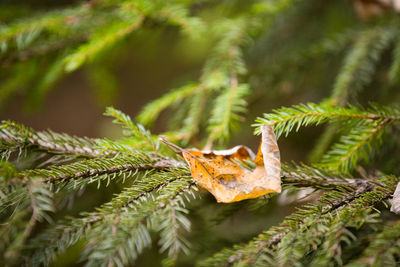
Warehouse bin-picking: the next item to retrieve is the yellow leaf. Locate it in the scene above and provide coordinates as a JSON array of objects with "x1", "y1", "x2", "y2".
[{"x1": 161, "y1": 125, "x2": 281, "y2": 203}]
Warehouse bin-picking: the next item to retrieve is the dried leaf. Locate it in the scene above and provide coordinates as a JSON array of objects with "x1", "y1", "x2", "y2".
[
  {"x1": 390, "y1": 181, "x2": 400, "y2": 214},
  {"x1": 161, "y1": 125, "x2": 281, "y2": 203}
]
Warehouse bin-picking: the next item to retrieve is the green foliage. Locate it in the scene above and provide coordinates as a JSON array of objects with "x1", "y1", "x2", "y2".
[
  {"x1": 156, "y1": 196, "x2": 191, "y2": 259},
  {"x1": 157, "y1": 4, "x2": 205, "y2": 39},
  {"x1": 104, "y1": 106, "x2": 158, "y2": 151},
  {"x1": 255, "y1": 103, "x2": 399, "y2": 136},
  {"x1": 257, "y1": 103, "x2": 400, "y2": 172},
  {"x1": 389, "y1": 35, "x2": 400, "y2": 85},
  {"x1": 64, "y1": 17, "x2": 143, "y2": 72},
  {"x1": 26, "y1": 170, "x2": 194, "y2": 267},
  {"x1": 202, "y1": 172, "x2": 398, "y2": 266},
  {"x1": 330, "y1": 27, "x2": 396, "y2": 105},
  {"x1": 346, "y1": 220, "x2": 400, "y2": 266},
  {"x1": 2, "y1": 107, "x2": 400, "y2": 265},
  {"x1": 319, "y1": 120, "x2": 388, "y2": 172},
  {"x1": 0, "y1": 120, "x2": 104, "y2": 160},
  {"x1": 207, "y1": 83, "x2": 250, "y2": 145},
  {"x1": 137, "y1": 84, "x2": 199, "y2": 127},
  {"x1": 3, "y1": 0, "x2": 400, "y2": 266},
  {"x1": 0, "y1": 6, "x2": 89, "y2": 51}
]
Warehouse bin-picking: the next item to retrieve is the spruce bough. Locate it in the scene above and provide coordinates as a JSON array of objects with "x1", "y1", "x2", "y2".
[{"x1": 1, "y1": 104, "x2": 400, "y2": 266}]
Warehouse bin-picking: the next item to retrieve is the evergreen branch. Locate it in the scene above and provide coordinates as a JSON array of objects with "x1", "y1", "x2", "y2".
[
  {"x1": 117, "y1": 171, "x2": 191, "y2": 210},
  {"x1": 2, "y1": 2, "x2": 400, "y2": 265},
  {"x1": 308, "y1": 28, "x2": 396, "y2": 161},
  {"x1": 21, "y1": 183, "x2": 54, "y2": 245},
  {"x1": 275, "y1": 196, "x2": 379, "y2": 266},
  {"x1": 319, "y1": 120, "x2": 390, "y2": 172},
  {"x1": 34, "y1": 131, "x2": 103, "y2": 157},
  {"x1": 346, "y1": 220, "x2": 400, "y2": 266},
  {"x1": 27, "y1": 171, "x2": 193, "y2": 266},
  {"x1": 23, "y1": 184, "x2": 42, "y2": 244},
  {"x1": 83, "y1": 178, "x2": 196, "y2": 266},
  {"x1": 281, "y1": 164, "x2": 375, "y2": 191},
  {"x1": 389, "y1": 35, "x2": 400, "y2": 85},
  {"x1": 330, "y1": 27, "x2": 396, "y2": 105},
  {"x1": 95, "y1": 138, "x2": 143, "y2": 154},
  {"x1": 137, "y1": 11, "x2": 271, "y2": 144},
  {"x1": 179, "y1": 90, "x2": 209, "y2": 142},
  {"x1": 0, "y1": 163, "x2": 29, "y2": 255},
  {"x1": 254, "y1": 103, "x2": 400, "y2": 138},
  {"x1": 207, "y1": 80, "x2": 249, "y2": 146},
  {"x1": 0, "y1": 6, "x2": 90, "y2": 49},
  {"x1": 277, "y1": 28, "x2": 357, "y2": 75},
  {"x1": 24, "y1": 182, "x2": 54, "y2": 236},
  {"x1": 266, "y1": 178, "x2": 377, "y2": 249},
  {"x1": 1, "y1": 34, "x2": 86, "y2": 67},
  {"x1": 0, "y1": 183, "x2": 28, "y2": 215},
  {"x1": 1, "y1": 181, "x2": 54, "y2": 263},
  {"x1": 104, "y1": 107, "x2": 158, "y2": 152},
  {"x1": 183, "y1": 16, "x2": 254, "y2": 144},
  {"x1": 158, "y1": 4, "x2": 205, "y2": 39},
  {"x1": 0, "y1": 120, "x2": 106, "y2": 159},
  {"x1": 271, "y1": 174, "x2": 397, "y2": 248},
  {"x1": 136, "y1": 84, "x2": 199, "y2": 127},
  {"x1": 0, "y1": 207, "x2": 29, "y2": 255},
  {"x1": 308, "y1": 26, "x2": 397, "y2": 162},
  {"x1": 164, "y1": 17, "x2": 253, "y2": 144},
  {"x1": 104, "y1": 106, "x2": 137, "y2": 133},
  {"x1": 64, "y1": 15, "x2": 144, "y2": 72},
  {"x1": 157, "y1": 196, "x2": 191, "y2": 259},
  {"x1": 23, "y1": 154, "x2": 185, "y2": 184},
  {"x1": 202, "y1": 17, "x2": 249, "y2": 80},
  {"x1": 200, "y1": 173, "x2": 398, "y2": 266}
]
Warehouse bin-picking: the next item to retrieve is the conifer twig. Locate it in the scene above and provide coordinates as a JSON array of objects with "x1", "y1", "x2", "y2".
[
  {"x1": 38, "y1": 158, "x2": 187, "y2": 183},
  {"x1": 22, "y1": 181, "x2": 41, "y2": 244},
  {"x1": 259, "y1": 177, "x2": 377, "y2": 249},
  {"x1": 210, "y1": 173, "x2": 398, "y2": 266},
  {"x1": 0, "y1": 121, "x2": 106, "y2": 157}
]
